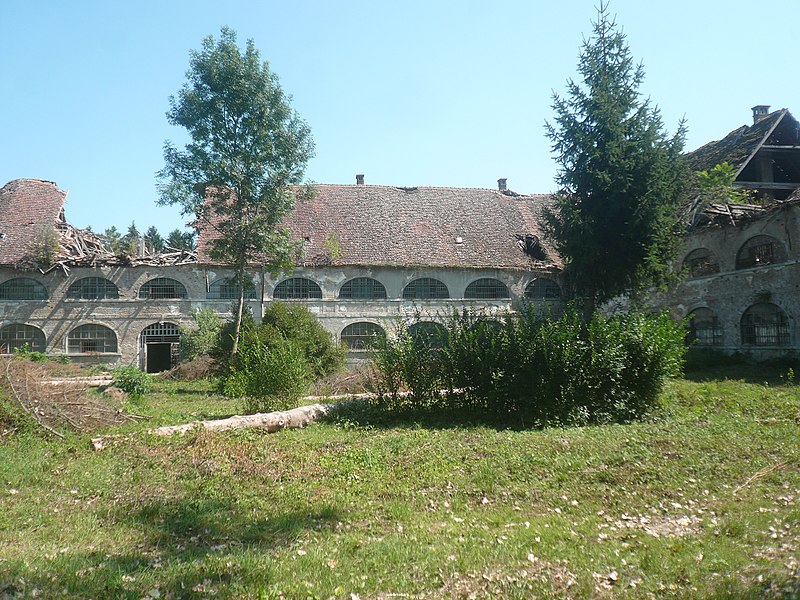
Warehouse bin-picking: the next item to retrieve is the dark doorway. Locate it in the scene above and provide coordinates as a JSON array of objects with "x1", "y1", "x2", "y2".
[{"x1": 146, "y1": 343, "x2": 172, "y2": 373}]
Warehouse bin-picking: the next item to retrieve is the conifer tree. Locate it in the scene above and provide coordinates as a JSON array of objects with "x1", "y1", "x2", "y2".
[{"x1": 545, "y1": 3, "x2": 688, "y2": 318}]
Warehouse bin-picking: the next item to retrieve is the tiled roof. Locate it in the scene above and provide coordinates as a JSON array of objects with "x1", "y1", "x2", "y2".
[
  {"x1": 197, "y1": 185, "x2": 561, "y2": 271},
  {"x1": 685, "y1": 109, "x2": 788, "y2": 175},
  {"x1": 0, "y1": 179, "x2": 67, "y2": 267}
]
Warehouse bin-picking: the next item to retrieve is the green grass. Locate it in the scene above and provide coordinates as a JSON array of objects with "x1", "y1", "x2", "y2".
[{"x1": 0, "y1": 375, "x2": 798, "y2": 598}]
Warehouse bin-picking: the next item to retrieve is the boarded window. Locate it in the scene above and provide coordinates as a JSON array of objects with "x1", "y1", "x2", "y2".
[
  {"x1": 66, "y1": 277, "x2": 119, "y2": 300},
  {"x1": 67, "y1": 324, "x2": 118, "y2": 354},
  {"x1": 0, "y1": 278, "x2": 48, "y2": 301},
  {"x1": 741, "y1": 303, "x2": 790, "y2": 346},
  {"x1": 682, "y1": 249, "x2": 720, "y2": 278},
  {"x1": 525, "y1": 279, "x2": 562, "y2": 300},
  {"x1": 207, "y1": 278, "x2": 257, "y2": 300},
  {"x1": 139, "y1": 278, "x2": 187, "y2": 300},
  {"x1": 735, "y1": 236, "x2": 787, "y2": 270},
  {"x1": 339, "y1": 277, "x2": 387, "y2": 300},
  {"x1": 0, "y1": 324, "x2": 46, "y2": 354},
  {"x1": 341, "y1": 322, "x2": 385, "y2": 350},
  {"x1": 402, "y1": 278, "x2": 449, "y2": 300},
  {"x1": 464, "y1": 278, "x2": 510, "y2": 299},
  {"x1": 273, "y1": 277, "x2": 322, "y2": 300},
  {"x1": 687, "y1": 308, "x2": 722, "y2": 346}
]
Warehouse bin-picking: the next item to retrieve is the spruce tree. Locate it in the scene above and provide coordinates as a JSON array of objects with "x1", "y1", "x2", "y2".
[{"x1": 545, "y1": 4, "x2": 688, "y2": 318}]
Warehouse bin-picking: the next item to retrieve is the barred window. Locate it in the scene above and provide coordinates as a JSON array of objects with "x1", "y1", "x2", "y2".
[
  {"x1": 0, "y1": 324, "x2": 46, "y2": 354},
  {"x1": 735, "y1": 236, "x2": 787, "y2": 270},
  {"x1": 140, "y1": 322, "x2": 181, "y2": 343},
  {"x1": 741, "y1": 303, "x2": 790, "y2": 346},
  {"x1": 208, "y1": 278, "x2": 257, "y2": 300},
  {"x1": 407, "y1": 321, "x2": 447, "y2": 347},
  {"x1": 341, "y1": 322, "x2": 385, "y2": 350},
  {"x1": 402, "y1": 278, "x2": 449, "y2": 300},
  {"x1": 139, "y1": 278, "x2": 187, "y2": 300},
  {"x1": 67, "y1": 324, "x2": 118, "y2": 354},
  {"x1": 525, "y1": 278, "x2": 562, "y2": 300},
  {"x1": 273, "y1": 277, "x2": 322, "y2": 300},
  {"x1": 464, "y1": 278, "x2": 510, "y2": 299},
  {"x1": 683, "y1": 249, "x2": 720, "y2": 278},
  {"x1": 687, "y1": 308, "x2": 723, "y2": 346},
  {"x1": 339, "y1": 277, "x2": 387, "y2": 300},
  {"x1": 0, "y1": 278, "x2": 48, "y2": 301},
  {"x1": 66, "y1": 277, "x2": 119, "y2": 300}
]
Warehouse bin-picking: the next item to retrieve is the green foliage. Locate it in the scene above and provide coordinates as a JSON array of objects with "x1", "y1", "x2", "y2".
[
  {"x1": 143, "y1": 226, "x2": 165, "y2": 253},
  {"x1": 12, "y1": 343, "x2": 48, "y2": 363},
  {"x1": 371, "y1": 309, "x2": 686, "y2": 425},
  {"x1": 324, "y1": 230, "x2": 343, "y2": 263},
  {"x1": 545, "y1": 5, "x2": 688, "y2": 315},
  {"x1": 111, "y1": 366, "x2": 152, "y2": 401},
  {"x1": 695, "y1": 162, "x2": 753, "y2": 205},
  {"x1": 179, "y1": 308, "x2": 224, "y2": 361},
  {"x1": 222, "y1": 337, "x2": 311, "y2": 413},
  {"x1": 166, "y1": 228, "x2": 196, "y2": 251},
  {"x1": 158, "y1": 27, "x2": 314, "y2": 355},
  {"x1": 101, "y1": 226, "x2": 123, "y2": 255},
  {"x1": 27, "y1": 224, "x2": 60, "y2": 268}
]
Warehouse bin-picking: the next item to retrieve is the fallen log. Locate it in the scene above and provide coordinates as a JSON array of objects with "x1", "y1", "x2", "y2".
[{"x1": 91, "y1": 402, "x2": 334, "y2": 451}]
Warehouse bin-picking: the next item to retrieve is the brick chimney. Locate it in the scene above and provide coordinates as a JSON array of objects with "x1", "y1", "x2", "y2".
[
  {"x1": 752, "y1": 105, "x2": 770, "y2": 124},
  {"x1": 497, "y1": 178, "x2": 507, "y2": 191},
  {"x1": 356, "y1": 173, "x2": 365, "y2": 185}
]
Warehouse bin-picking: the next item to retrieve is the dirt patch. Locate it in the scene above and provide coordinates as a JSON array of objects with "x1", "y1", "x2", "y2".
[{"x1": 159, "y1": 356, "x2": 219, "y2": 381}]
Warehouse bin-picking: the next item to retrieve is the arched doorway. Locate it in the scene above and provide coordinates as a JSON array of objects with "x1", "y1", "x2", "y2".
[{"x1": 140, "y1": 322, "x2": 181, "y2": 373}]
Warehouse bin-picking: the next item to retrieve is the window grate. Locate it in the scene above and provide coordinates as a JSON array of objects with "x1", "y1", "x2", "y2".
[
  {"x1": 141, "y1": 322, "x2": 181, "y2": 343},
  {"x1": 139, "y1": 278, "x2": 187, "y2": 300},
  {"x1": 525, "y1": 279, "x2": 562, "y2": 300},
  {"x1": 688, "y1": 308, "x2": 723, "y2": 346},
  {"x1": 741, "y1": 303, "x2": 790, "y2": 346},
  {"x1": 683, "y1": 249, "x2": 720, "y2": 278},
  {"x1": 67, "y1": 324, "x2": 117, "y2": 354},
  {"x1": 339, "y1": 277, "x2": 387, "y2": 300},
  {"x1": 464, "y1": 278, "x2": 510, "y2": 299},
  {"x1": 0, "y1": 278, "x2": 48, "y2": 301},
  {"x1": 0, "y1": 324, "x2": 46, "y2": 354},
  {"x1": 736, "y1": 236, "x2": 786, "y2": 270},
  {"x1": 273, "y1": 277, "x2": 322, "y2": 300},
  {"x1": 208, "y1": 278, "x2": 257, "y2": 300},
  {"x1": 402, "y1": 278, "x2": 449, "y2": 300},
  {"x1": 341, "y1": 322, "x2": 385, "y2": 350},
  {"x1": 66, "y1": 277, "x2": 119, "y2": 300}
]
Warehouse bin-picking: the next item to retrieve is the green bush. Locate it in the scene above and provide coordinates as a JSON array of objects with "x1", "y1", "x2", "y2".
[
  {"x1": 370, "y1": 308, "x2": 687, "y2": 426},
  {"x1": 111, "y1": 366, "x2": 152, "y2": 401},
  {"x1": 180, "y1": 308, "x2": 224, "y2": 360},
  {"x1": 222, "y1": 337, "x2": 311, "y2": 413}
]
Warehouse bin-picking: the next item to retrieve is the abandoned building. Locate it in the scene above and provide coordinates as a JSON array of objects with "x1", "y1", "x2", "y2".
[
  {"x1": 0, "y1": 177, "x2": 562, "y2": 371},
  {"x1": 2, "y1": 106, "x2": 799, "y2": 369},
  {"x1": 649, "y1": 106, "x2": 800, "y2": 358}
]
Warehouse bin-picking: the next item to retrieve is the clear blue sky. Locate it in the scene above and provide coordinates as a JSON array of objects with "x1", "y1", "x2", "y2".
[{"x1": 2, "y1": 1, "x2": 798, "y2": 234}]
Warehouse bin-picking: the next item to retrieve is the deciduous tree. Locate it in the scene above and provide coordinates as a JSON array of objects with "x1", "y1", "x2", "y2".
[
  {"x1": 158, "y1": 27, "x2": 314, "y2": 354},
  {"x1": 545, "y1": 4, "x2": 688, "y2": 318}
]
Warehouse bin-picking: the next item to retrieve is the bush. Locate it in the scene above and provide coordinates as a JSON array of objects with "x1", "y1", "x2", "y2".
[
  {"x1": 111, "y1": 366, "x2": 152, "y2": 401},
  {"x1": 369, "y1": 308, "x2": 687, "y2": 426},
  {"x1": 222, "y1": 337, "x2": 311, "y2": 413},
  {"x1": 180, "y1": 308, "x2": 224, "y2": 361}
]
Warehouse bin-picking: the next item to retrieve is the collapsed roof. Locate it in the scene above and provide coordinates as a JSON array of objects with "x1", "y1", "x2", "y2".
[{"x1": 196, "y1": 184, "x2": 562, "y2": 271}]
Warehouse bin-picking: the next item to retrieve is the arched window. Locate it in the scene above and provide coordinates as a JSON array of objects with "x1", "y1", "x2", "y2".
[
  {"x1": 683, "y1": 248, "x2": 720, "y2": 278},
  {"x1": 0, "y1": 278, "x2": 48, "y2": 301},
  {"x1": 741, "y1": 303, "x2": 790, "y2": 346},
  {"x1": 0, "y1": 324, "x2": 46, "y2": 354},
  {"x1": 341, "y1": 322, "x2": 385, "y2": 350},
  {"x1": 402, "y1": 278, "x2": 449, "y2": 300},
  {"x1": 139, "y1": 278, "x2": 187, "y2": 300},
  {"x1": 687, "y1": 308, "x2": 722, "y2": 346},
  {"x1": 208, "y1": 278, "x2": 257, "y2": 300},
  {"x1": 735, "y1": 235, "x2": 787, "y2": 270},
  {"x1": 67, "y1": 324, "x2": 117, "y2": 354},
  {"x1": 273, "y1": 277, "x2": 322, "y2": 300},
  {"x1": 339, "y1": 277, "x2": 387, "y2": 300},
  {"x1": 525, "y1": 278, "x2": 562, "y2": 300},
  {"x1": 407, "y1": 321, "x2": 447, "y2": 347},
  {"x1": 66, "y1": 277, "x2": 119, "y2": 300},
  {"x1": 464, "y1": 278, "x2": 510, "y2": 299}
]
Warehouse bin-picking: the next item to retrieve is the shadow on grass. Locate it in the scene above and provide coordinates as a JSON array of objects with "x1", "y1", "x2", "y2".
[{"x1": 0, "y1": 497, "x2": 341, "y2": 598}]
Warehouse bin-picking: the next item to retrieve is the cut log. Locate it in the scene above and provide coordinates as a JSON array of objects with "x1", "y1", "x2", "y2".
[{"x1": 90, "y1": 402, "x2": 334, "y2": 451}]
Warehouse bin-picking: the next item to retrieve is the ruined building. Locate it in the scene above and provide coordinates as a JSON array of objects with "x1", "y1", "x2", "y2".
[
  {"x1": 0, "y1": 177, "x2": 562, "y2": 371},
  {"x1": 2, "y1": 106, "x2": 799, "y2": 368}
]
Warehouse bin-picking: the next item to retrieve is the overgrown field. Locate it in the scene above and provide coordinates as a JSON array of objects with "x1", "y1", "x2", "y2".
[{"x1": 0, "y1": 374, "x2": 798, "y2": 598}]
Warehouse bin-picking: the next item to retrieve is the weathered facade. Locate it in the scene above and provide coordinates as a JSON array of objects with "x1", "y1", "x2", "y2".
[{"x1": 0, "y1": 178, "x2": 564, "y2": 370}]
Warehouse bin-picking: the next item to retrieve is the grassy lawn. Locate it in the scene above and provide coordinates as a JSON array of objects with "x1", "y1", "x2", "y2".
[{"x1": 0, "y1": 373, "x2": 798, "y2": 598}]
